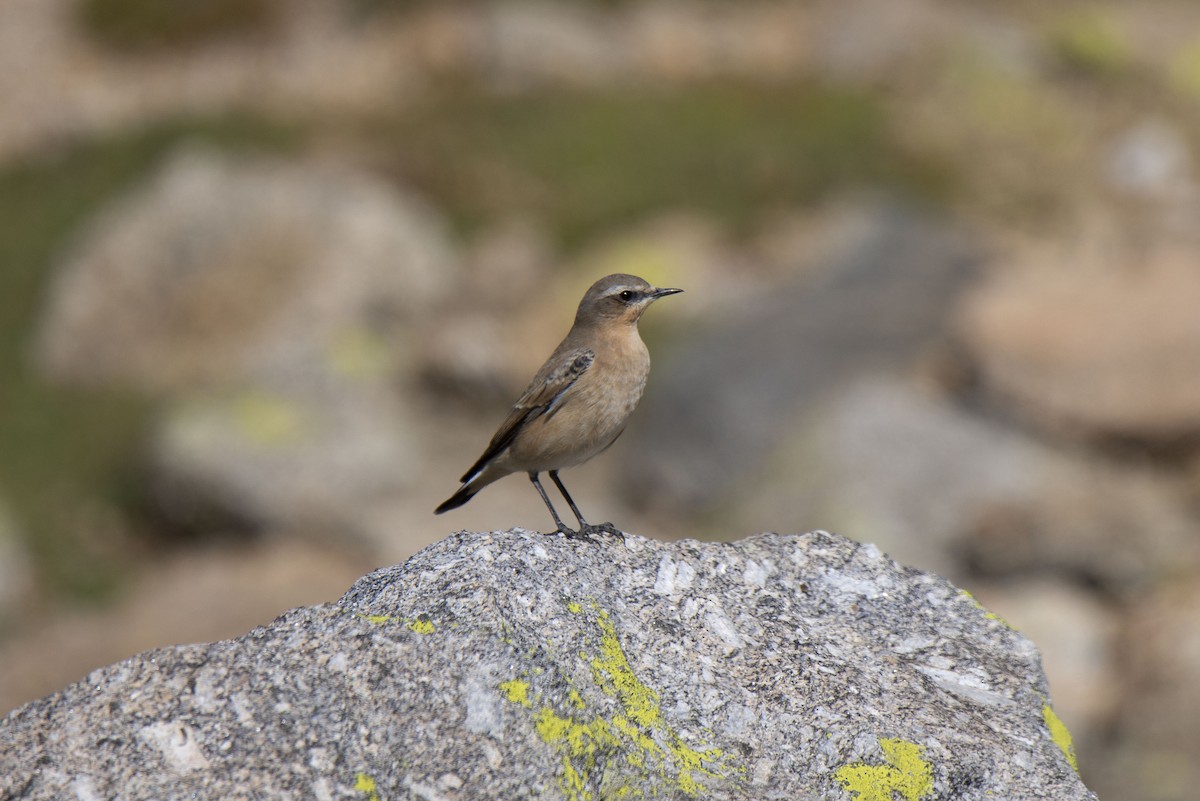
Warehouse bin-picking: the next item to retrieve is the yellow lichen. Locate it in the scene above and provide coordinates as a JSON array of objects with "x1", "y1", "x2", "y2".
[
  {"x1": 586, "y1": 608, "x2": 732, "y2": 795},
  {"x1": 534, "y1": 707, "x2": 622, "y2": 801},
  {"x1": 834, "y1": 738, "x2": 934, "y2": 801},
  {"x1": 611, "y1": 713, "x2": 664, "y2": 763},
  {"x1": 666, "y1": 731, "x2": 726, "y2": 797},
  {"x1": 499, "y1": 679, "x2": 533, "y2": 708},
  {"x1": 499, "y1": 602, "x2": 738, "y2": 799},
  {"x1": 351, "y1": 611, "x2": 435, "y2": 633},
  {"x1": 355, "y1": 772, "x2": 381, "y2": 801},
  {"x1": 959, "y1": 589, "x2": 1012, "y2": 628},
  {"x1": 1042, "y1": 704, "x2": 1079, "y2": 772},
  {"x1": 586, "y1": 611, "x2": 663, "y2": 729}
]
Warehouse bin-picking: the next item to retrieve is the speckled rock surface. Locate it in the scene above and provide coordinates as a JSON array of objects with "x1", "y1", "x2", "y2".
[{"x1": 0, "y1": 529, "x2": 1094, "y2": 800}]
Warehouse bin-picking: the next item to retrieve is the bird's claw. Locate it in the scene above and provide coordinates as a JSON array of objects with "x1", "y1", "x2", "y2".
[
  {"x1": 543, "y1": 525, "x2": 598, "y2": 544},
  {"x1": 583, "y1": 522, "x2": 624, "y2": 540},
  {"x1": 540, "y1": 522, "x2": 623, "y2": 544}
]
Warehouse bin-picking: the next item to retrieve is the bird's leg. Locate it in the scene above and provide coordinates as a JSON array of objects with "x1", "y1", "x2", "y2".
[
  {"x1": 548, "y1": 470, "x2": 588, "y2": 529},
  {"x1": 528, "y1": 472, "x2": 578, "y2": 538},
  {"x1": 548, "y1": 470, "x2": 619, "y2": 539}
]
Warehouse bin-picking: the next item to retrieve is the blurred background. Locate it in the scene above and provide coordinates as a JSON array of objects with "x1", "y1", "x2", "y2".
[{"x1": 1, "y1": 0, "x2": 1198, "y2": 797}]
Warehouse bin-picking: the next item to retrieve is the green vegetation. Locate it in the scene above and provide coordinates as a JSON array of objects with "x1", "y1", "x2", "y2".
[
  {"x1": 0, "y1": 115, "x2": 298, "y2": 599},
  {"x1": 374, "y1": 83, "x2": 947, "y2": 246},
  {"x1": 345, "y1": 0, "x2": 637, "y2": 19},
  {"x1": 79, "y1": 0, "x2": 281, "y2": 53},
  {"x1": 1048, "y1": 9, "x2": 1132, "y2": 78}
]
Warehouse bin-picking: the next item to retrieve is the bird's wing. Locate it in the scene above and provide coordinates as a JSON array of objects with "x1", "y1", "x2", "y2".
[{"x1": 458, "y1": 347, "x2": 595, "y2": 483}]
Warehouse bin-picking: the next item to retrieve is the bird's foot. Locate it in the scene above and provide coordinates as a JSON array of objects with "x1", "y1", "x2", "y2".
[
  {"x1": 544, "y1": 525, "x2": 598, "y2": 544},
  {"x1": 581, "y1": 522, "x2": 624, "y2": 540}
]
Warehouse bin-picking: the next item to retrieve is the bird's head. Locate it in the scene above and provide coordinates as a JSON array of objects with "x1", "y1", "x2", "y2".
[{"x1": 575, "y1": 273, "x2": 683, "y2": 327}]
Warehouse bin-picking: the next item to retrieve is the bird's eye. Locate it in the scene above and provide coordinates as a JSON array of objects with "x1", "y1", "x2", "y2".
[{"x1": 618, "y1": 290, "x2": 636, "y2": 302}]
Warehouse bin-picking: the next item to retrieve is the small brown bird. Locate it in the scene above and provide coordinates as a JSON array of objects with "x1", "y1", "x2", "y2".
[{"x1": 435, "y1": 274, "x2": 682, "y2": 538}]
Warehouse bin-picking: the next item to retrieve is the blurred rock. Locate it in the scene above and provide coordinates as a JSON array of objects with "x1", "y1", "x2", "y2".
[
  {"x1": 1106, "y1": 119, "x2": 1193, "y2": 200},
  {"x1": 34, "y1": 144, "x2": 456, "y2": 544},
  {"x1": 1103, "y1": 120, "x2": 1200, "y2": 243},
  {"x1": 958, "y1": 236, "x2": 1200, "y2": 442},
  {"x1": 569, "y1": 213, "x2": 733, "y2": 317},
  {"x1": 148, "y1": 368, "x2": 416, "y2": 540},
  {"x1": 0, "y1": 498, "x2": 33, "y2": 626},
  {"x1": 479, "y1": 2, "x2": 814, "y2": 88},
  {"x1": 461, "y1": 215, "x2": 555, "y2": 309},
  {"x1": 484, "y1": 3, "x2": 627, "y2": 88},
  {"x1": 971, "y1": 579, "x2": 1120, "y2": 741},
  {"x1": 723, "y1": 379, "x2": 1198, "y2": 589},
  {"x1": 36, "y1": 145, "x2": 455, "y2": 392},
  {"x1": 618, "y1": 202, "x2": 980, "y2": 516},
  {"x1": 809, "y1": 0, "x2": 947, "y2": 81},
  {"x1": 417, "y1": 311, "x2": 514, "y2": 406},
  {"x1": 959, "y1": 458, "x2": 1198, "y2": 595},
  {"x1": 726, "y1": 380, "x2": 1029, "y2": 577},
  {"x1": 0, "y1": 0, "x2": 429, "y2": 162},
  {"x1": 1100, "y1": 576, "x2": 1200, "y2": 801},
  {"x1": 424, "y1": 216, "x2": 556, "y2": 402},
  {"x1": 750, "y1": 206, "x2": 850, "y2": 283},
  {"x1": 628, "y1": 2, "x2": 810, "y2": 79}
]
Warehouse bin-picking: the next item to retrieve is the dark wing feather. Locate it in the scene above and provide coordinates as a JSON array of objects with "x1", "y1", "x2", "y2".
[{"x1": 459, "y1": 348, "x2": 595, "y2": 483}]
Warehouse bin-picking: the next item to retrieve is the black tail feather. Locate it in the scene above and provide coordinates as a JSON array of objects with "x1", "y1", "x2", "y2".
[{"x1": 434, "y1": 484, "x2": 476, "y2": 514}]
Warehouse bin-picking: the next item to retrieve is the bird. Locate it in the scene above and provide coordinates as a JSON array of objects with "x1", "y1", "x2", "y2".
[{"x1": 435, "y1": 273, "x2": 682, "y2": 539}]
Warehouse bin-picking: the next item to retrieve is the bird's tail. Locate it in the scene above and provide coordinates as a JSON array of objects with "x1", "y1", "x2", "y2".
[{"x1": 434, "y1": 484, "x2": 477, "y2": 514}]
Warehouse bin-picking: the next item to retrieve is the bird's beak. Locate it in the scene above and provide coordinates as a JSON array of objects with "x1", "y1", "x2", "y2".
[{"x1": 650, "y1": 287, "x2": 683, "y2": 300}]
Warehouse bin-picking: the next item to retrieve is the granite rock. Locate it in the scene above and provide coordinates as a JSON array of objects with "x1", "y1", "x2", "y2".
[{"x1": 0, "y1": 529, "x2": 1094, "y2": 800}]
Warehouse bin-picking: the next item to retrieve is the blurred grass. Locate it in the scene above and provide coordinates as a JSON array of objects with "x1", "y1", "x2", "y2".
[
  {"x1": 79, "y1": 0, "x2": 282, "y2": 53},
  {"x1": 374, "y1": 82, "x2": 949, "y2": 247},
  {"x1": 0, "y1": 115, "x2": 298, "y2": 600},
  {"x1": 1048, "y1": 9, "x2": 1133, "y2": 79},
  {"x1": 346, "y1": 0, "x2": 637, "y2": 19}
]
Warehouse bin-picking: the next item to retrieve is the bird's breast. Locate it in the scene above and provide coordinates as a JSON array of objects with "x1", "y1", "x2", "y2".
[{"x1": 508, "y1": 332, "x2": 650, "y2": 471}]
